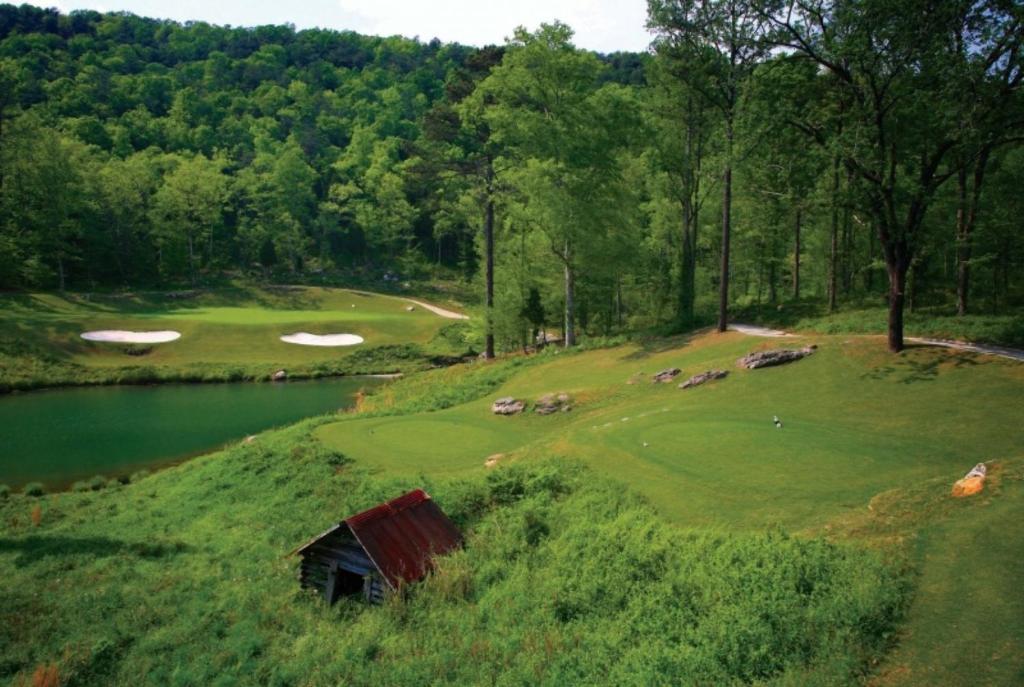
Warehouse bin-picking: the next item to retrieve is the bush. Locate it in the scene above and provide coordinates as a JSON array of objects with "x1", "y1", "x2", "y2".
[
  {"x1": 122, "y1": 344, "x2": 153, "y2": 357},
  {"x1": 72, "y1": 480, "x2": 90, "y2": 492},
  {"x1": 22, "y1": 482, "x2": 44, "y2": 497},
  {"x1": 0, "y1": 483, "x2": 9, "y2": 498},
  {"x1": 87, "y1": 475, "x2": 107, "y2": 491},
  {"x1": 130, "y1": 469, "x2": 151, "y2": 483}
]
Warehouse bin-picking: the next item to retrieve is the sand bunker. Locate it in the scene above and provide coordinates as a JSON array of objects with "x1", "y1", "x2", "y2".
[
  {"x1": 280, "y1": 333, "x2": 364, "y2": 347},
  {"x1": 81, "y1": 330, "x2": 181, "y2": 343}
]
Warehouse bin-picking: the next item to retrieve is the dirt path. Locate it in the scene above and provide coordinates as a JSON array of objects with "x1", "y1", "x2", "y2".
[
  {"x1": 729, "y1": 322, "x2": 1024, "y2": 361},
  {"x1": 404, "y1": 298, "x2": 469, "y2": 320},
  {"x1": 906, "y1": 337, "x2": 1024, "y2": 362}
]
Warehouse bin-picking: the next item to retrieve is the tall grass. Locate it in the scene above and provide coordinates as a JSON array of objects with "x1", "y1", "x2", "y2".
[{"x1": 0, "y1": 440, "x2": 908, "y2": 685}]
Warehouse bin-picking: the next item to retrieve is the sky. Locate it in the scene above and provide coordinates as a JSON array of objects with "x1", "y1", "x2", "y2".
[{"x1": 26, "y1": 1, "x2": 654, "y2": 53}]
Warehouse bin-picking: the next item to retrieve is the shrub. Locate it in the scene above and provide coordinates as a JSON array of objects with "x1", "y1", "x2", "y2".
[
  {"x1": 87, "y1": 475, "x2": 107, "y2": 491},
  {"x1": 22, "y1": 482, "x2": 44, "y2": 497},
  {"x1": 122, "y1": 344, "x2": 153, "y2": 357},
  {"x1": 0, "y1": 483, "x2": 9, "y2": 499},
  {"x1": 130, "y1": 469, "x2": 151, "y2": 483},
  {"x1": 71, "y1": 480, "x2": 90, "y2": 492}
]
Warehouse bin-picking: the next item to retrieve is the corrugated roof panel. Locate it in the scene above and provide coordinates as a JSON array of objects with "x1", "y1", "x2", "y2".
[{"x1": 345, "y1": 489, "x2": 462, "y2": 589}]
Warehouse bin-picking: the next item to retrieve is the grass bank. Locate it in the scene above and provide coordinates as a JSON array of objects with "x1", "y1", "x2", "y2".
[
  {"x1": 0, "y1": 286, "x2": 472, "y2": 392},
  {"x1": 2, "y1": 329, "x2": 1021, "y2": 684}
]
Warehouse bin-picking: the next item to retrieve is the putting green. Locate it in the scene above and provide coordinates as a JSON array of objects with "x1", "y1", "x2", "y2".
[
  {"x1": 0, "y1": 287, "x2": 465, "y2": 371},
  {"x1": 317, "y1": 331, "x2": 1024, "y2": 530}
]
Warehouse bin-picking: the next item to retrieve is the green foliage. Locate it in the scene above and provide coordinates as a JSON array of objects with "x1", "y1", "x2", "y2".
[
  {"x1": 0, "y1": 437, "x2": 907, "y2": 685},
  {"x1": 21, "y1": 481, "x2": 44, "y2": 497},
  {"x1": 0, "y1": 484, "x2": 9, "y2": 498}
]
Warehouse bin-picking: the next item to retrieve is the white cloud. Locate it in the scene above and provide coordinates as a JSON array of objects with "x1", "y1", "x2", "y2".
[
  {"x1": 22, "y1": 1, "x2": 653, "y2": 53},
  {"x1": 336, "y1": 0, "x2": 652, "y2": 52}
]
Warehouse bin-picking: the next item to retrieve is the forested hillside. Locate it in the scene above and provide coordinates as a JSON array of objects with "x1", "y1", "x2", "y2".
[{"x1": 0, "y1": 2, "x2": 1021, "y2": 352}]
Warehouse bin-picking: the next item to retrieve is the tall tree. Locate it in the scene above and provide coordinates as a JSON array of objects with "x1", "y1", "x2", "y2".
[
  {"x1": 420, "y1": 45, "x2": 505, "y2": 358},
  {"x1": 480, "y1": 23, "x2": 639, "y2": 347},
  {"x1": 150, "y1": 155, "x2": 229, "y2": 284},
  {"x1": 648, "y1": 0, "x2": 770, "y2": 332},
  {"x1": 760, "y1": 0, "x2": 1023, "y2": 350}
]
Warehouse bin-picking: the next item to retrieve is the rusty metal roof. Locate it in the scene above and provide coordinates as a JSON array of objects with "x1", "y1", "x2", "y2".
[
  {"x1": 293, "y1": 489, "x2": 463, "y2": 591},
  {"x1": 346, "y1": 489, "x2": 463, "y2": 590}
]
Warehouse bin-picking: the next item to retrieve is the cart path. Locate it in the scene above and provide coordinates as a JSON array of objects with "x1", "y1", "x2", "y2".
[
  {"x1": 729, "y1": 322, "x2": 1024, "y2": 361},
  {"x1": 404, "y1": 298, "x2": 469, "y2": 320}
]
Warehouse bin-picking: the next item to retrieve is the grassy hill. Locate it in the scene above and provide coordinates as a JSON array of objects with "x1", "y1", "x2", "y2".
[
  {"x1": 1, "y1": 329, "x2": 1021, "y2": 685},
  {"x1": 0, "y1": 286, "x2": 470, "y2": 391}
]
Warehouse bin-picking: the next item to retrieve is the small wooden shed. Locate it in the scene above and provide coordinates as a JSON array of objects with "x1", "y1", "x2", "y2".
[{"x1": 292, "y1": 489, "x2": 463, "y2": 604}]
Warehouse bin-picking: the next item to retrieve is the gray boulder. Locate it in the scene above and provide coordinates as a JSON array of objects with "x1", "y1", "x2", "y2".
[
  {"x1": 679, "y1": 369, "x2": 728, "y2": 389},
  {"x1": 492, "y1": 397, "x2": 525, "y2": 415},
  {"x1": 737, "y1": 345, "x2": 817, "y2": 370},
  {"x1": 272, "y1": 369, "x2": 288, "y2": 381},
  {"x1": 653, "y1": 368, "x2": 682, "y2": 383}
]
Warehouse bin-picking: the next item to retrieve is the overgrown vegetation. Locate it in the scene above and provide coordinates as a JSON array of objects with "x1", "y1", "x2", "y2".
[{"x1": 0, "y1": 432, "x2": 908, "y2": 685}]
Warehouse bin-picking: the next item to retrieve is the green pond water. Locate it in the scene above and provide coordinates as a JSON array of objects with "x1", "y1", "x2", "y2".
[{"x1": 0, "y1": 377, "x2": 380, "y2": 489}]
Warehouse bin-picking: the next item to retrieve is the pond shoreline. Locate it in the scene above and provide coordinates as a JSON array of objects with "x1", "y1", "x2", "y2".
[
  {"x1": 0, "y1": 369, "x2": 405, "y2": 397},
  {"x1": 0, "y1": 375, "x2": 386, "y2": 491}
]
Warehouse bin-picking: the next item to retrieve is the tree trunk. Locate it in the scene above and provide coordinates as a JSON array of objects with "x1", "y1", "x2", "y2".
[
  {"x1": 564, "y1": 241, "x2": 575, "y2": 348},
  {"x1": 793, "y1": 207, "x2": 801, "y2": 299},
  {"x1": 887, "y1": 262, "x2": 907, "y2": 352},
  {"x1": 187, "y1": 234, "x2": 196, "y2": 286},
  {"x1": 829, "y1": 157, "x2": 839, "y2": 312},
  {"x1": 956, "y1": 149, "x2": 989, "y2": 316},
  {"x1": 679, "y1": 198, "x2": 696, "y2": 325},
  {"x1": 483, "y1": 167, "x2": 495, "y2": 359},
  {"x1": 717, "y1": 119, "x2": 733, "y2": 333},
  {"x1": 615, "y1": 277, "x2": 623, "y2": 329}
]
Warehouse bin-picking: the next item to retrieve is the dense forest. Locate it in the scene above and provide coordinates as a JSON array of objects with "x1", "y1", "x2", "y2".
[{"x1": 0, "y1": 1, "x2": 1021, "y2": 352}]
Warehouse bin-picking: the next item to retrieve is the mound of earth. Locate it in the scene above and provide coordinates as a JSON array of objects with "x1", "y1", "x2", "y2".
[
  {"x1": 279, "y1": 333, "x2": 364, "y2": 347},
  {"x1": 81, "y1": 330, "x2": 181, "y2": 343},
  {"x1": 738, "y1": 345, "x2": 817, "y2": 370}
]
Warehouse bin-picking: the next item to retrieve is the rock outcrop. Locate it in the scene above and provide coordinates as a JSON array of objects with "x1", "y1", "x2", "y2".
[
  {"x1": 535, "y1": 392, "x2": 572, "y2": 415},
  {"x1": 737, "y1": 345, "x2": 817, "y2": 370},
  {"x1": 951, "y1": 463, "x2": 987, "y2": 497},
  {"x1": 653, "y1": 368, "x2": 682, "y2": 383},
  {"x1": 679, "y1": 369, "x2": 728, "y2": 389},
  {"x1": 492, "y1": 397, "x2": 525, "y2": 415}
]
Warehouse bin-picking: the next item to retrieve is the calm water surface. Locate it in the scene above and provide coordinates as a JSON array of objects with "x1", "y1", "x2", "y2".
[{"x1": 0, "y1": 377, "x2": 379, "y2": 489}]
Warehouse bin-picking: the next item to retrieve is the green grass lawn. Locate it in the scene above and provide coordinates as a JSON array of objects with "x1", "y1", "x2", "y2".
[
  {"x1": 0, "y1": 287, "x2": 468, "y2": 389},
  {"x1": 313, "y1": 330, "x2": 1024, "y2": 685},
  {"x1": 318, "y1": 331, "x2": 1024, "y2": 531},
  {"x1": 2, "y1": 328, "x2": 1021, "y2": 684}
]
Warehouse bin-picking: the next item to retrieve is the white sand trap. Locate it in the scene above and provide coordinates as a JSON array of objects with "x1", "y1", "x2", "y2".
[
  {"x1": 81, "y1": 330, "x2": 181, "y2": 343},
  {"x1": 280, "y1": 332, "x2": 364, "y2": 347}
]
